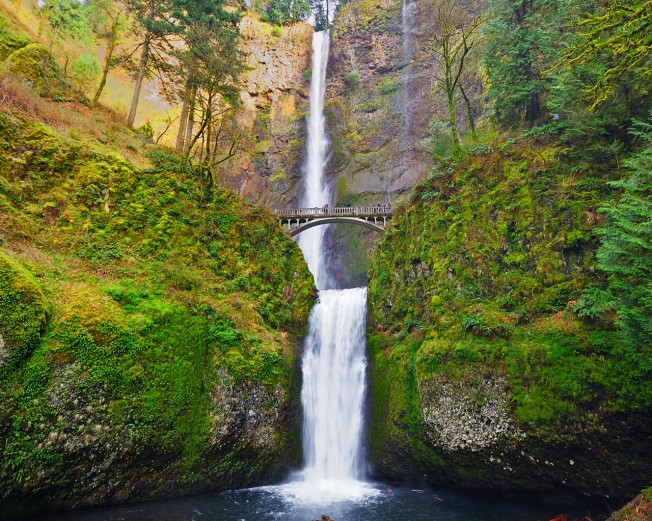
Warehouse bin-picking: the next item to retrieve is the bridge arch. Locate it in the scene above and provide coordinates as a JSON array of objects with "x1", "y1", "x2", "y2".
[
  {"x1": 286, "y1": 216, "x2": 386, "y2": 237},
  {"x1": 276, "y1": 206, "x2": 392, "y2": 237}
]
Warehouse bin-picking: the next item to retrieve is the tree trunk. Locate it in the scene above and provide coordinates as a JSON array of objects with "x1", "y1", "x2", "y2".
[
  {"x1": 175, "y1": 82, "x2": 192, "y2": 153},
  {"x1": 459, "y1": 84, "x2": 476, "y2": 139},
  {"x1": 525, "y1": 90, "x2": 541, "y2": 127},
  {"x1": 128, "y1": 32, "x2": 151, "y2": 128},
  {"x1": 184, "y1": 87, "x2": 197, "y2": 155},
  {"x1": 93, "y1": 16, "x2": 120, "y2": 106},
  {"x1": 443, "y1": 43, "x2": 460, "y2": 151}
]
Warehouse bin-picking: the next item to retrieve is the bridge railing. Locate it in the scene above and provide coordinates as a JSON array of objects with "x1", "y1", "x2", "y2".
[{"x1": 274, "y1": 206, "x2": 392, "y2": 218}]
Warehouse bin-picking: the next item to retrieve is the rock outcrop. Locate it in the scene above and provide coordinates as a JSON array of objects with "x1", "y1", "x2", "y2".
[
  {"x1": 0, "y1": 113, "x2": 315, "y2": 519},
  {"x1": 366, "y1": 140, "x2": 652, "y2": 504},
  {"x1": 326, "y1": 0, "x2": 435, "y2": 200},
  {"x1": 216, "y1": 15, "x2": 313, "y2": 207}
]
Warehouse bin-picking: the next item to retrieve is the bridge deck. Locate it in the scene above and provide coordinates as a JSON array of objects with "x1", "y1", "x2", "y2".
[{"x1": 275, "y1": 206, "x2": 392, "y2": 219}]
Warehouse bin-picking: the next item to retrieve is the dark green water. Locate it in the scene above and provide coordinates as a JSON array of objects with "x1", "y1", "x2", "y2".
[{"x1": 35, "y1": 481, "x2": 581, "y2": 521}]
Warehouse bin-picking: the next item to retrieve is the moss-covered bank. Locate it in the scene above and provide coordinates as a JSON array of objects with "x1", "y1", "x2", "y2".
[
  {"x1": 0, "y1": 112, "x2": 315, "y2": 519},
  {"x1": 367, "y1": 137, "x2": 652, "y2": 503}
]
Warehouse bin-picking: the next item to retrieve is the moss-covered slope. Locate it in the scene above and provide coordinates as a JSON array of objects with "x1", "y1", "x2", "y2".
[
  {"x1": 0, "y1": 112, "x2": 315, "y2": 518},
  {"x1": 367, "y1": 138, "x2": 652, "y2": 502}
]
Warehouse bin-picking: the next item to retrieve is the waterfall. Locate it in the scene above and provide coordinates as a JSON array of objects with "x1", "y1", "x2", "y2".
[
  {"x1": 401, "y1": 0, "x2": 413, "y2": 138},
  {"x1": 297, "y1": 30, "x2": 331, "y2": 290},
  {"x1": 285, "y1": 29, "x2": 373, "y2": 504},
  {"x1": 301, "y1": 287, "x2": 368, "y2": 482}
]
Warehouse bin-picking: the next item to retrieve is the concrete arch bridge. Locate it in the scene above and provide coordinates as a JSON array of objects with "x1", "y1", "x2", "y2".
[{"x1": 275, "y1": 206, "x2": 392, "y2": 237}]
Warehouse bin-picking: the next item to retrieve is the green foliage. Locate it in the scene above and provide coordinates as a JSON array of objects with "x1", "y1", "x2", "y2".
[
  {"x1": 483, "y1": 0, "x2": 555, "y2": 127},
  {"x1": 597, "y1": 119, "x2": 652, "y2": 347},
  {"x1": 567, "y1": 1, "x2": 652, "y2": 109},
  {"x1": 48, "y1": 0, "x2": 94, "y2": 43},
  {"x1": 573, "y1": 286, "x2": 615, "y2": 319},
  {"x1": 461, "y1": 308, "x2": 514, "y2": 339},
  {"x1": 345, "y1": 71, "x2": 359, "y2": 87},
  {"x1": 367, "y1": 133, "x2": 652, "y2": 458},
  {"x1": 265, "y1": 0, "x2": 311, "y2": 25},
  {"x1": 0, "y1": 112, "x2": 315, "y2": 510},
  {"x1": 4, "y1": 44, "x2": 66, "y2": 98},
  {"x1": 70, "y1": 53, "x2": 101, "y2": 93},
  {"x1": 426, "y1": 118, "x2": 454, "y2": 159}
]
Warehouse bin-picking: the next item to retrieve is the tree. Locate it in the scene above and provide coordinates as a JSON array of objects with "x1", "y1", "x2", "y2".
[
  {"x1": 47, "y1": 0, "x2": 95, "y2": 78},
  {"x1": 33, "y1": 0, "x2": 59, "y2": 37},
  {"x1": 124, "y1": 0, "x2": 181, "y2": 127},
  {"x1": 429, "y1": 0, "x2": 483, "y2": 151},
  {"x1": 312, "y1": 0, "x2": 328, "y2": 31},
  {"x1": 567, "y1": 1, "x2": 652, "y2": 109},
  {"x1": 172, "y1": 0, "x2": 245, "y2": 156},
  {"x1": 266, "y1": 0, "x2": 311, "y2": 25},
  {"x1": 483, "y1": 0, "x2": 562, "y2": 128},
  {"x1": 598, "y1": 119, "x2": 652, "y2": 347},
  {"x1": 86, "y1": 0, "x2": 128, "y2": 105}
]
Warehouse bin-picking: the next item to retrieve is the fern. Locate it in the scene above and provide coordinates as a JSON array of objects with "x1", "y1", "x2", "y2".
[{"x1": 597, "y1": 118, "x2": 652, "y2": 345}]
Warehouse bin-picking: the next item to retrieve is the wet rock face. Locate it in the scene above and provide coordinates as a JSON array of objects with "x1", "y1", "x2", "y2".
[
  {"x1": 419, "y1": 373, "x2": 520, "y2": 453},
  {"x1": 217, "y1": 16, "x2": 312, "y2": 207},
  {"x1": 325, "y1": 0, "x2": 437, "y2": 201},
  {"x1": 209, "y1": 370, "x2": 285, "y2": 453}
]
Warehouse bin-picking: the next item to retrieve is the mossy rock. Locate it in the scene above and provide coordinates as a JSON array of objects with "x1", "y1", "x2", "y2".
[
  {"x1": 0, "y1": 253, "x2": 48, "y2": 376},
  {"x1": 4, "y1": 44, "x2": 66, "y2": 97}
]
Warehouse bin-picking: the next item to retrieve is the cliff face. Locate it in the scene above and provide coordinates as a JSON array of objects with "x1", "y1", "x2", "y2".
[
  {"x1": 366, "y1": 140, "x2": 652, "y2": 503},
  {"x1": 326, "y1": 0, "x2": 448, "y2": 202},
  {"x1": 216, "y1": 16, "x2": 313, "y2": 207}
]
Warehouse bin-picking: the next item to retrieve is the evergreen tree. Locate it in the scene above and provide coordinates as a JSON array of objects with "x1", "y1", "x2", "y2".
[
  {"x1": 124, "y1": 0, "x2": 181, "y2": 127},
  {"x1": 172, "y1": 0, "x2": 246, "y2": 157},
  {"x1": 312, "y1": 0, "x2": 328, "y2": 31},
  {"x1": 598, "y1": 119, "x2": 652, "y2": 347},
  {"x1": 266, "y1": 0, "x2": 311, "y2": 25},
  {"x1": 483, "y1": 0, "x2": 557, "y2": 128}
]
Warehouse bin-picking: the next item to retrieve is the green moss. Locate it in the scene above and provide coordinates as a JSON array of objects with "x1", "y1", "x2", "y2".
[
  {"x1": 367, "y1": 137, "x2": 651, "y2": 481},
  {"x1": 4, "y1": 44, "x2": 66, "y2": 97},
  {"x1": 0, "y1": 11, "x2": 32, "y2": 61},
  {"x1": 0, "y1": 111, "x2": 315, "y2": 512},
  {"x1": 0, "y1": 253, "x2": 49, "y2": 376}
]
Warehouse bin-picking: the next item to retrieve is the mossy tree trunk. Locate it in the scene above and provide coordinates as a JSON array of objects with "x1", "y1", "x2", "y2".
[
  {"x1": 429, "y1": 0, "x2": 482, "y2": 154},
  {"x1": 128, "y1": 30, "x2": 151, "y2": 127},
  {"x1": 176, "y1": 82, "x2": 192, "y2": 153},
  {"x1": 34, "y1": 0, "x2": 59, "y2": 38},
  {"x1": 93, "y1": 3, "x2": 125, "y2": 106}
]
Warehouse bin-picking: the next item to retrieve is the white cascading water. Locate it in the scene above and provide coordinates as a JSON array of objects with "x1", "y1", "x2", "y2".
[
  {"x1": 297, "y1": 30, "x2": 332, "y2": 290},
  {"x1": 283, "y1": 30, "x2": 375, "y2": 504},
  {"x1": 401, "y1": 0, "x2": 413, "y2": 138}
]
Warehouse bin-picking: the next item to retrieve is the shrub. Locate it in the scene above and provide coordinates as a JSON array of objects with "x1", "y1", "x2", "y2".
[
  {"x1": 70, "y1": 53, "x2": 100, "y2": 94},
  {"x1": 345, "y1": 71, "x2": 359, "y2": 87}
]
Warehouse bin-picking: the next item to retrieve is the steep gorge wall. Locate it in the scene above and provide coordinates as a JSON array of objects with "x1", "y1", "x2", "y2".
[
  {"x1": 0, "y1": 110, "x2": 315, "y2": 518},
  {"x1": 216, "y1": 16, "x2": 313, "y2": 207},
  {"x1": 366, "y1": 141, "x2": 652, "y2": 503}
]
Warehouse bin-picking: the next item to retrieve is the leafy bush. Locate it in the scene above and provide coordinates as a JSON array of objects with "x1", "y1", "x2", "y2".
[{"x1": 345, "y1": 72, "x2": 360, "y2": 87}]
